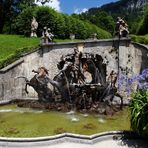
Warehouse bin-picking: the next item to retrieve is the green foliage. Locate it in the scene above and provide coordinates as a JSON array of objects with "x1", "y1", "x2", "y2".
[
  {"x1": 62, "y1": 15, "x2": 73, "y2": 38},
  {"x1": 35, "y1": 6, "x2": 56, "y2": 36},
  {"x1": 0, "y1": 35, "x2": 39, "y2": 69},
  {"x1": 0, "y1": 46, "x2": 39, "y2": 69},
  {"x1": 13, "y1": 6, "x2": 111, "y2": 39},
  {"x1": 130, "y1": 34, "x2": 148, "y2": 45},
  {"x1": 136, "y1": 2, "x2": 148, "y2": 35},
  {"x1": 18, "y1": 0, "x2": 35, "y2": 9},
  {"x1": 13, "y1": 7, "x2": 35, "y2": 36},
  {"x1": 144, "y1": 34, "x2": 148, "y2": 37},
  {"x1": 76, "y1": 11, "x2": 115, "y2": 34},
  {"x1": 80, "y1": 0, "x2": 145, "y2": 34},
  {"x1": 0, "y1": 34, "x2": 82, "y2": 69},
  {"x1": 0, "y1": 0, "x2": 36, "y2": 33},
  {"x1": 130, "y1": 21, "x2": 140, "y2": 34},
  {"x1": 36, "y1": 0, "x2": 52, "y2": 5},
  {"x1": 75, "y1": 19, "x2": 111, "y2": 39},
  {"x1": 130, "y1": 90, "x2": 148, "y2": 138}
]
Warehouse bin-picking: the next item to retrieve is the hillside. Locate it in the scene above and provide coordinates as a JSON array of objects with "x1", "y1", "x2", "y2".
[
  {"x1": 0, "y1": 35, "x2": 39, "y2": 69},
  {"x1": 79, "y1": 0, "x2": 148, "y2": 33},
  {"x1": 100, "y1": 0, "x2": 147, "y2": 14}
]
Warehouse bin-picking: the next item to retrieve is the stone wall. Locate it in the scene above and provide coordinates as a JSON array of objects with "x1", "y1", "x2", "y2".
[{"x1": 0, "y1": 38, "x2": 147, "y2": 101}]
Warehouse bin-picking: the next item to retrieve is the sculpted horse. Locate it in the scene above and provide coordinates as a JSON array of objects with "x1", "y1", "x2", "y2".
[
  {"x1": 16, "y1": 75, "x2": 53, "y2": 102},
  {"x1": 16, "y1": 66, "x2": 73, "y2": 103}
]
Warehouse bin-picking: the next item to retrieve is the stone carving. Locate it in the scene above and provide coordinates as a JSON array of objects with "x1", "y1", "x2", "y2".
[
  {"x1": 115, "y1": 17, "x2": 129, "y2": 38},
  {"x1": 70, "y1": 33, "x2": 75, "y2": 41},
  {"x1": 17, "y1": 48, "x2": 123, "y2": 113},
  {"x1": 30, "y1": 17, "x2": 38, "y2": 37},
  {"x1": 92, "y1": 33, "x2": 97, "y2": 40},
  {"x1": 107, "y1": 70, "x2": 118, "y2": 88},
  {"x1": 42, "y1": 27, "x2": 54, "y2": 43}
]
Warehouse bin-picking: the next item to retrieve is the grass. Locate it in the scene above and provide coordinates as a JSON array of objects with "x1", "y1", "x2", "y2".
[
  {"x1": 0, "y1": 34, "x2": 40, "y2": 69},
  {"x1": 0, "y1": 34, "x2": 82, "y2": 69},
  {"x1": 130, "y1": 34, "x2": 148, "y2": 45},
  {"x1": 0, "y1": 34, "x2": 81, "y2": 61},
  {"x1": 0, "y1": 104, "x2": 130, "y2": 138},
  {"x1": 144, "y1": 34, "x2": 148, "y2": 38},
  {"x1": 0, "y1": 34, "x2": 40, "y2": 60}
]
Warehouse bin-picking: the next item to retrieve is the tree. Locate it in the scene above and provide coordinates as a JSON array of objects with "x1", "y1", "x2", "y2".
[
  {"x1": 90, "y1": 11, "x2": 115, "y2": 34},
  {"x1": 0, "y1": 0, "x2": 34, "y2": 33},
  {"x1": 0, "y1": 0, "x2": 49, "y2": 33},
  {"x1": 36, "y1": 0, "x2": 52, "y2": 5},
  {"x1": 63, "y1": 15, "x2": 73, "y2": 38},
  {"x1": 136, "y1": 2, "x2": 148, "y2": 35},
  {"x1": 53, "y1": 13, "x2": 66, "y2": 38},
  {"x1": 13, "y1": 7, "x2": 35, "y2": 36},
  {"x1": 12, "y1": 5, "x2": 111, "y2": 39},
  {"x1": 35, "y1": 6, "x2": 57, "y2": 36},
  {"x1": 77, "y1": 10, "x2": 115, "y2": 34}
]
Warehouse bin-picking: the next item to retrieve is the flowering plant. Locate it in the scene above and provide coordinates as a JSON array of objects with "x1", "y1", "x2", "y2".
[
  {"x1": 118, "y1": 69, "x2": 148, "y2": 96},
  {"x1": 118, "y1": 68, "x2": 148, "y2": 137}
]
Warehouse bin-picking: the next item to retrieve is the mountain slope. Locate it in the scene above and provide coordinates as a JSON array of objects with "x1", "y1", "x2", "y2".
[
  {"x1": 100, "y1": 0, "x2": 147, "y2": 14},
  {"x1": 80, "y1": 0, "x2": 148, "y2": 33}
]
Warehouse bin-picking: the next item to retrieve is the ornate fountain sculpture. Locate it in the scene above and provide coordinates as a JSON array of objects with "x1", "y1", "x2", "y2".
[
  {"x1": 30, "y1": 17, "x2": 38, "y2": 37},
  {"x1": 115, "y1": 17, "x2": 129, "y2": 38},
  {"x1": 17, "y1": 48, "x2": 123, "y2": 114},
  {"x1": 42, "y1": 27, "x2": 54, "y2": 43}
]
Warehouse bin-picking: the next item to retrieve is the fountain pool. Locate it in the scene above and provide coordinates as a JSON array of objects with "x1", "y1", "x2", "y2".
[{"x1": 0, "y1": 104, "x2": 130, "y2": 138}]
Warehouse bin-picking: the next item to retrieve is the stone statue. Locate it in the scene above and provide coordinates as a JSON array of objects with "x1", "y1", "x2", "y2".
[
  {"x1": 42, "y1": 27, "x2": 54, "y2": 43},
  {"x1": 107, "y1": 70, "x2": 118, "y2": 88},
  {"x1": 92, "y1": 33, "x2": 97, "y2": 40},
  {"x1": 115, "y1": 17, "x2": 129, "y2": 38},
  {"x1": 82, "y1": 63, "x2": 92, "y2": 84},
  {"x1": 69, "y1": 33, "x2": 75, "y2": 41},
  {"x1": 17, "y1": 51, "x2": 123, "y2": 111},
  {"x1": 31, "y1": 17, "x2": 38, "y2": 37}
]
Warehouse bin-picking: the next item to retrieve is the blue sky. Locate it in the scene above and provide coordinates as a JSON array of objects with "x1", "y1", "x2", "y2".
[
  {"x1": 60, "y1": 0, "x2": 118, "y2": 14},
  {"x1": 36, "y1": 0, "x2": 119, "y2": 14}
]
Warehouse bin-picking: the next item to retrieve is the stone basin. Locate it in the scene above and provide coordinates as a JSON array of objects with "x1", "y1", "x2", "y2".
[{"x1": 0, "y1": 131, "x2": 147, "y2": 148}]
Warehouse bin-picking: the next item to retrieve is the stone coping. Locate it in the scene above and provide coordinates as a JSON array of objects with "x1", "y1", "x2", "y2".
[
  {"x1": 0, "y1": 131, "x2": 144, "y2": 143},
  {"x1": 131, "y1": 42, "x2": 148, "y2": 51},
  {"x1": 0, "y1": 39, "x2": 147, "y2": 74},
  {"x1": 0, "y1": 100, "x2": 12, "y2": 105},
  {"x1": 0, "y1": 131, "x2": 147, "y2": 148},
  {"x1": 0, "y1": 58, "x2": 24, "y2": 74},
  {"x1": 42, "y1": 38, "x2": 131, "y2": 46}
]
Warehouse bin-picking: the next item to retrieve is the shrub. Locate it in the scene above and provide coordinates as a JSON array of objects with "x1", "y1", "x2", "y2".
[
  {"x1": 35, "y1": 6, "x2": 57, "y2": 37},
  {"x1": 13, "y1": 6, "x2": 111, "y2": 39},
  {"x1": 130, "y1": 35, "x2": 148, "y2": 45},
  {"x1": 119, "y1": 69, "x2": 148, "y2": 138},
  {"x1": 136, "y1": 3, "x2": 148, "y2": 35},
  {"x1": 129, "y1": 90, "x2": 148, "y2": 138},
  {"x1": 13, "y1": 7, "x2": 35, "y2": 36},
  {"x1": 0, "y1": 46, "x2": 39, "y2": 69}
]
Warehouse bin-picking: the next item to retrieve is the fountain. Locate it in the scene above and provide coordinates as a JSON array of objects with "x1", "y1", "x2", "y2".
[
  {"x1": 0, "y1": 39, "x2": 147, "y2": 147},
  {"x1": 15, "y1": 47, "x2": 123, "y2": 115}
]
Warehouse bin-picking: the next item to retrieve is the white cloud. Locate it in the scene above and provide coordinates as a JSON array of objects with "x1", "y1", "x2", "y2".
[
  {"x1": 35, "y1": 0, "x2": 61, "y2": 12},
  {"x1": 74, "y1": 8, "x2": 88, "y2": 14}
]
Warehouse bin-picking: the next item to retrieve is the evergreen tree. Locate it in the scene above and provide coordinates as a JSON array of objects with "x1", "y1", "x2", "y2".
[{"x1": 136, "y1": 2, "x2": 148, "y2": 35}]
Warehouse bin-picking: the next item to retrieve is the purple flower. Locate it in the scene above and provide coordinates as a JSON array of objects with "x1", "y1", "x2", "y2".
[{"x1": 117, "y1": 69, "x2": 148, "y2": 94}]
